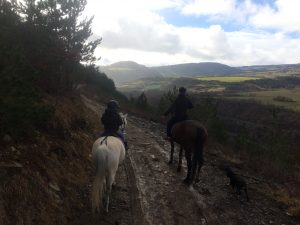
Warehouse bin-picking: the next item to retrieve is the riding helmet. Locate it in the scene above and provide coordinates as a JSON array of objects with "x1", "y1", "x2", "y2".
[
  {"x1": 107, "y1": 100, "x2": 120, "y2": 109},
  {"x1": 179, "y1": 86, "x2": 186, "y2": 93}
]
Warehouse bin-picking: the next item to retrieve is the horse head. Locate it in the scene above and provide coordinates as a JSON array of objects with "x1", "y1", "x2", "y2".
[{"x1": 119, "y1": 112, "x2": 128, "y2": 132}]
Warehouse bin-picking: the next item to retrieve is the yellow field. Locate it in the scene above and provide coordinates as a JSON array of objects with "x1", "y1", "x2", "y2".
[
  {"x1": 227, "y1": 88, "x2": 300, "y2": 112},
  {"x1": 196, "y1": 76, "x2": 261, "y2": 82}
]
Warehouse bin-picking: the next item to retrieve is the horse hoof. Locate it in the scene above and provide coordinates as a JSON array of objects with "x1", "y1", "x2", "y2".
[
  {"x1": 168, "y1": 160, "x2": 173, "y2": 165},
  {"x1": 194, "y1": 178, "x2": 200, "y2": 183}
]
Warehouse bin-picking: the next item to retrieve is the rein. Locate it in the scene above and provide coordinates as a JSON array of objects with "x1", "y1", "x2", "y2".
[{"x1": 100, "y1": 136, "x2": 108, "y2": 145}]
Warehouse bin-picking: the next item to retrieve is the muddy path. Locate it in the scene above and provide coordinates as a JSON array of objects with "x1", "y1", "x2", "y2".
[
  {"x1": 77, "y1": 95, "x2": 299, "y2": 225},
  {"x1": 127, "y1": 115, "x2": 299, "y2": 225}
]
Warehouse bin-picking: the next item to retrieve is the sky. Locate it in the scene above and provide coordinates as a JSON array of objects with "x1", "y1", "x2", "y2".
[{"x1": 83, "y1": 0, "x2": 300, "y2": 67}]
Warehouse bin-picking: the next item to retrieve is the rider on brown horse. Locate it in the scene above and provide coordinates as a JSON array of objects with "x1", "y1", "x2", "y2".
[{"x1": 164, "y1": 87, "x2": 194, "y2": 140}]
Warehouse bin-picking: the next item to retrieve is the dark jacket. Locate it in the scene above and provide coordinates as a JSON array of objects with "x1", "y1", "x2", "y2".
[
  {"x1": 101, "y1": 108, "x2": 123, "y2": 134},
  {"x1": 164, "y1": 93, "x2": 194, "y2": 119}
]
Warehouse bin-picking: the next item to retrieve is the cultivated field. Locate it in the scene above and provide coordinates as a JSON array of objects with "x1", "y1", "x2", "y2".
[
  {"x1": 196, "y1": 76, "x2": 260, "y2": 82},
  {"x1": 226, "y1": 88, "x2": 300, "y2": 112}
]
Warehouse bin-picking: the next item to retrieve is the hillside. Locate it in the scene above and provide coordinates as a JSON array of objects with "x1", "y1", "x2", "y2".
[
  {"x1": 100, "y1": 61, "x2": 162, "y2": 84},
  {"x1": 152, "y1": 62, "x2": 242, "y2": 77},
  {"x1": 238, "y1": 63, "x2": 300, "y2": 72},
  {"x1": 101, "y1": 61, "x2": 243, "y2": 84}
]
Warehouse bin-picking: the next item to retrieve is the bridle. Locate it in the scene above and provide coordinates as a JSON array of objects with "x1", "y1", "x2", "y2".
[{"x1": 120, "y1": 113, "x2": 127, "y2": 132}]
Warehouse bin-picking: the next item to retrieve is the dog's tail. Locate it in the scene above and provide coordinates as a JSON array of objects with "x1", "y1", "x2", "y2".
[{"x1": 191, "y1": 127, "x2": 204, "y2": 182}]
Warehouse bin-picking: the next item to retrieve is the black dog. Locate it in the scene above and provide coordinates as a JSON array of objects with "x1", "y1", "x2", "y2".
[{"x1": 225, "y1": 167, "x2": 249, "y2": 201}]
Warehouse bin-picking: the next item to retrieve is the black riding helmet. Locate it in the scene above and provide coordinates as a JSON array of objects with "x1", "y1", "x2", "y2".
[
  {"x1": 179, "y1": 87, "x2": 186, "y2": 94},
  {"x1": 107, "y1": 100, "x2": 120, "y2": 109}
]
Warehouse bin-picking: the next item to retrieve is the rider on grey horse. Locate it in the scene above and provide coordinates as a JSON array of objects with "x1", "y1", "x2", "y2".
[{"x1": 101, "y1": 100, "x2": 128, "y2": 150}]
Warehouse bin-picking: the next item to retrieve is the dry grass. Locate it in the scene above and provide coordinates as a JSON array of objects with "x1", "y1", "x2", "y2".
[
  {"x1": 0, "y1": 94, "x2": 101, "y2": 225},
  {"x1": 275, "y1": 190, "x2": 300, "y2": 218}
]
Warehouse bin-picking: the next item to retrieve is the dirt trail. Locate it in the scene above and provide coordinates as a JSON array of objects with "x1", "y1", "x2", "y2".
[{"x1": 78, "y1": 95, "x2": 299, "y2": 225}]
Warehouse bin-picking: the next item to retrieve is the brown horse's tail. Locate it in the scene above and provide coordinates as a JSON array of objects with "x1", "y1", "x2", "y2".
[{"x1": 191, "y1": 127, "x2": 204, "y2": 180}]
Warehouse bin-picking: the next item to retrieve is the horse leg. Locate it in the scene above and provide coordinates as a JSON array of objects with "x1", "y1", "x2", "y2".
[
  {"x1": 183, "y1": 149, "x2": 192, "y2": 184},
  {"x1": 177, "y1": 145, "x2": 183, "y2": 172},
  {"x1": 194, "y1": 159, "x2": 203, "y2": 183},
  {"x1": 104, "y1": 172, "x2": 115, "y2": 213},
  {"x1": 191, "y1": 128, "x2": 204, "y2": 184},
  {"x1": 195, "y1": 150, "x2": 204, "y2": 183},
  {"x1": 169, "y1": 140, "x2": 174, "y2": 164}
]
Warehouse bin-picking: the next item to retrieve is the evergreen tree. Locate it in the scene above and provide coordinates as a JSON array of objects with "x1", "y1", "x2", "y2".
[
  {"x1": 18, "y1": 0, "x2": 101, "y2": 63},
  {"x1": 0, "y1": 0, "x2": 123, "y2": 138},
  {"x1": 136, "y1": 92, "x2": 148, "y2": 108}
]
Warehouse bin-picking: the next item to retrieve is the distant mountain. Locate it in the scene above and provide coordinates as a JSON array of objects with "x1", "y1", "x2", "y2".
[
  {"x1": 100, "y1": 61, "x2": 161, "y2": 84},
  {"x1": 100, "y1": 61, "x2": 242, "y2": 84},
  {"x1": 238, "y1": 63, "x2": 300, "y2": 72},
  {"x1": 152, "y1": 62, "x2": 242, "y2": 77}
]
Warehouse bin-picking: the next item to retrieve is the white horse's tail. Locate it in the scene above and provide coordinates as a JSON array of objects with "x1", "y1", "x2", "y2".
[{"x1": 91, "y1": 145, "x2": 107, "y2": 213}]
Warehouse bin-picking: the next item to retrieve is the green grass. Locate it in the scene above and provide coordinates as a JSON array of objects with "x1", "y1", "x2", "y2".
[
  {"x1": 226, "y1": 88, "x2": 300, "y2": 112},
  {"x1": 196, "y1": 76, "x2": 261, "y2": 82},
  {"x1": 144, "y1": 84, "x2": 161, "y2": 91},
  {"x1": 118, "y1": 81, "x2": 162, "y2": 92}
]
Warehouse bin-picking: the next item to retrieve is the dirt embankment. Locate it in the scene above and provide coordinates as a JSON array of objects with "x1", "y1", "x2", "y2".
[
  {"x1": 1, "y1": 94, "x2": 299, "y2": 225},
  {"x1": 0, "y1": 94, "x2": 100, "y2": 225}
]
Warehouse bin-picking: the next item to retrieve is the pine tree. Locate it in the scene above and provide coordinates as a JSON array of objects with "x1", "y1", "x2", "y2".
[
  {"x1": 136, "y1": 92, "x2": 148, "y2": 108},
  {"x1": 18, "y1": 0, "x2": 101, "y2": 64}
]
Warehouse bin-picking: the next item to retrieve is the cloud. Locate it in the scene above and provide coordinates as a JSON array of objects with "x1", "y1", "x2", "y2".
[
  {"x1": 177, "y1": 25, "x2": 232, "y2": 58},
  {"x1": 249, "y1": 0, "x2": 300, "y2": 32},
  {"x1": 101, "y1": 19, "x2": 182, "y2": 54},
  {"x1": 97, "y1": 28, "x2": 300, "y2": 67},
  {"x1": 225, "y1": 31, "x2": 300, "y2": 65},
  {"x1": 181, "y1": 0, "x2": 236, "y2": 17},
  {"x1": 181, "y1": 0, "x2": 300, "y2": 33},
  {"x1": 84, "y1": 0, "x2": 300, "y2": 66}
]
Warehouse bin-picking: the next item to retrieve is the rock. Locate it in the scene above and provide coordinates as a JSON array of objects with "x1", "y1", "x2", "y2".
[
  {"x1": 0, "y1": 161, "x2": 22, "y2": 169},
  {"x1": 0, "y1": 161, "x2": 23, "y2": 177},
  {"x1": 49, "y1": 147, "x2": 66, "y2": 158},
  {"x1": 150, "y1": 154, "x2": 156, "y2": 160},
  {"x1": 49, "y1": 182, "x2": 60, "y2": 192},
  {"x1": 3, "y1": 135, "x2": 12, "y2": 143}
]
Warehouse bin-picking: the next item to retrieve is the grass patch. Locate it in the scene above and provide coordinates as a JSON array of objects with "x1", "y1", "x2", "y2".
[
  {"x1": 144, "y1": 84, "x2": 161, "y2": 91},
  {"x1": 196, "y1": 76, "x2": 261, "y2": 82},
  {"x1": 274, "y1": 190, "x2": 300, "y2": 218},
  {"x1": 226, "y1": 88, "x2": 300, "y2": 112}
]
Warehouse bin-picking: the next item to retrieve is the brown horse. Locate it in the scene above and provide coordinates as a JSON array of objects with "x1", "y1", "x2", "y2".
[{"x1": 169, "y1": 120, "x2": 208, "y2": 185}]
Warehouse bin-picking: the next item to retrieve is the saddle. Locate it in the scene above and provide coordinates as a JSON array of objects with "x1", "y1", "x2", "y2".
[{"x1": 100, "y1": 131, "x2": 128, "y2": 150}]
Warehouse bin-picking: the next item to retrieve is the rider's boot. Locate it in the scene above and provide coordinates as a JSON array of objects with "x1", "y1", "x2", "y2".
[{"x1": 124, "y1": 141, "x2": 129, "y2": 151}]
